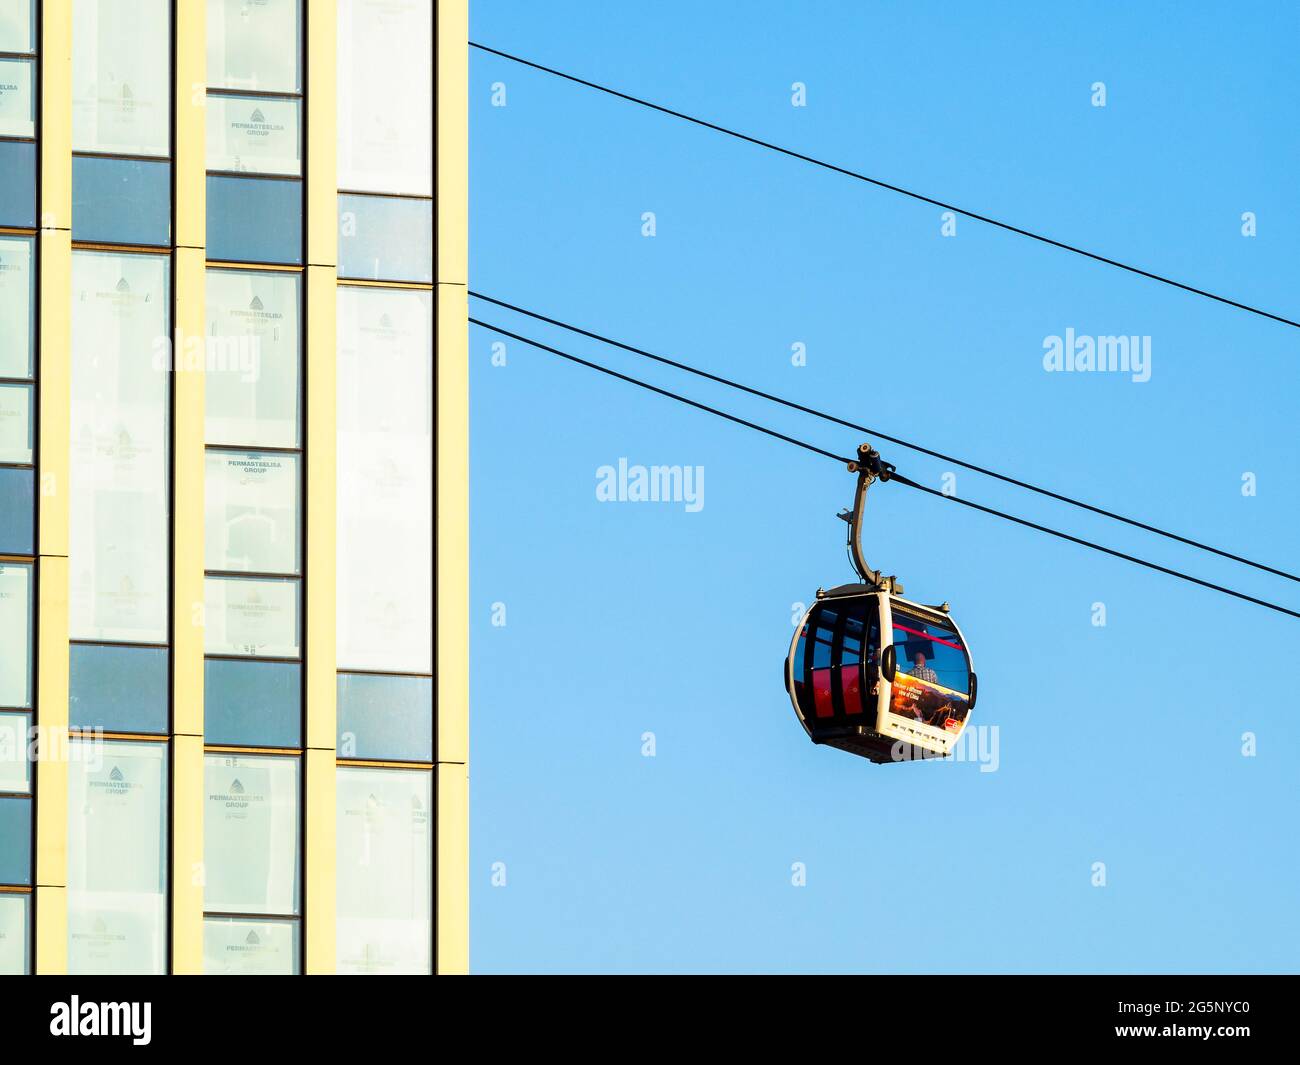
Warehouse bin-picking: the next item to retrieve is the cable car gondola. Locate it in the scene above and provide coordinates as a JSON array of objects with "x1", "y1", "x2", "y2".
[{"x1": 785, "y1": 445, "x2": 977, "y2": 764}]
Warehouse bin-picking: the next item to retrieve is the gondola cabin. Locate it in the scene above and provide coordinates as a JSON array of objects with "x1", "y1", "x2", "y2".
[{"x1": 786, "y1": 585, "x2": 976, "y2": 763}]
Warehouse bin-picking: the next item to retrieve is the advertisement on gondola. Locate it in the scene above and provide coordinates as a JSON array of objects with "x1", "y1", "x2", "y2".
[{"x1": 888, "y1": 671, "x2": 969, "y2": 733}]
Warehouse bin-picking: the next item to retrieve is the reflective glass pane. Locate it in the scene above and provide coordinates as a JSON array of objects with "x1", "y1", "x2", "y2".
[
  {"x1": 0, "y1": 892, "x2": 29, "y2": 974},
  {"x1": 0, "y1": 139, "x2": 35, "y2": 228},
  {"x1": 72, "y1": 155, "x2": 171, "y2": 246},
  {"x1": 0, "y1": 711, "x2": 29, "y2": 792},
  {"x1": 337, "y1": 673, "x2": 432, "y2": 763},
  {"x1": 0, "y1": 234, "x2": 34, "y2": 378},
  {"x1": 203, "y1": 916, "x2": 299, "y2": 975},
  {"x1": 0, "y1": 56, "x2": 34, "y2": 138},
  {"x1": 204, "y1": 657, "x2": 301, "y2": 748},
  {"x1": 337, "y1": 0, "x2": 432, "y2": 196},
  {"x1": 0, "y1": 0, "x2": 34, "y2": 53},
  {"x1": 0, "y1": 467, "x2": 33, "y2": 555},
  {"x1": 338, "y1": 194, "x2": 432, "y2": 283},
  {"x1": 204, "y1": 575, "x2": 300, "y2": 658},
  {"x1": 204, "y1": 753, "x2": 300, "y2": 915},
  {"x1": 206, "y1": 175, "x2": 302, "y2": 264},
  {"x1": 890, "y1": 609, "x2": 970, "y2": 696},
  {"x1": 0, "y1": 382, "x2": 33, "y2": 463},
  {"x1": 207, "y1": 0, "x2": 301, "y2": 93},
  {"x1": 336, "y1": 766, "x2": 431, "y2": 974},
  {"x1": 67, "y1": 739, "x2": 168, "y2": 974},
  {"x1": 72, "y1": 0, "x2": 171, "y2": 157},
  {"x1": 205, "y1": 268, "x2": 301, "y2": 448},
  {"x1": 69, "y1": 251, "x2": 170, "y2": 644},
  {"x1": 69, "y1": 643, "x2": 169, "y2": 734},
  {"x1": 336, "y1": 287, "x2": 432, "y2": 673},
  {"x1": 0, "y1": 563, "x2": 31, "y2": 710},
  {"x1": 0, "y1": 796, "x2": 31, "y2": 884},
  {"x1": 207, "y1": 94, "x2": 301, "y2": 176},
  {"x1": 205, "y1": 450, "x2": 300, "y2": 575}
]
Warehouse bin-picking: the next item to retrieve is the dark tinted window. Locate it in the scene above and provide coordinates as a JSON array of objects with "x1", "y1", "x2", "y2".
[
  {"x1": 337, "y1": 673, "x2": 432, "y2": 762},
  {"x1": 204, "y1": 657, "x2": 301, "y2": 748},
  {"x1": 0, "y1": 140, "x2": 35, "y2": 228},
  {"x1": 72, "y1": 156, "x2": 172, "y2": 246},
  {"x1": 0, "y1": 467, "x2": 34, "y2": 555},
  {"x1": 207, "y1": 175, "x2": 302, "y2": 264},
  {"x1": 0, "y1": 796, "x2": 31, "y2": 885},
  {"x1": 69, "y1": 644, "x2": 170, "y2": 734}
]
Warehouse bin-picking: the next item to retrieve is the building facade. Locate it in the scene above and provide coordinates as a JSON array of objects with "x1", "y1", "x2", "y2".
[{"x1": 0, "y1": 0, "x2": 466, "y2": 974}]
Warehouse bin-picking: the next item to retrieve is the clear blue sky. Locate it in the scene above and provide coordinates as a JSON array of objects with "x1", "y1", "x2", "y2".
[{"x1": 467, "y1": 0, "x2": 1300, "y2": 973}]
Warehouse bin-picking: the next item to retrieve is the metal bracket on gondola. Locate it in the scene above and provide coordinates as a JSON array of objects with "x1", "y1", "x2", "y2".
[{"x1": 839, "y1": 443, "x2": 904, "y2": 596}]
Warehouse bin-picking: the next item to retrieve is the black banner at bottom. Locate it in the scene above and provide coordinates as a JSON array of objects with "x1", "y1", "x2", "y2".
[{"x1": 0, "y1": 974, "x2": 1292, "y2": 1051}]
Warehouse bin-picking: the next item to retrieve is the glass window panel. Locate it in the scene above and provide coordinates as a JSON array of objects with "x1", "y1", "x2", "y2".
[
  {"x1": 0, "y1": 467, "x2": 33, "y2": 555},
  {"x1": 206, "y1": 175, "x2": 302, "y2": 264},
  {"x1": 0, "y1": 381, "x2": 33, "y2": 463},
  {"x1": 207, "y1": 0, "x2": 301, "y2": 93},
  {"x1": 205, "y1": 269, "x2": 301, "y2": 448},
  {"x1": 0, "y1": 892, "x2": 29, "y2": 975},
  {"x1": 72, "y1": 155, "x2": 171, "y2": 246},
  {"x1": 69, "y1": 251, "x2": 170, "y2": 644},
  {"x1": 0, "y1": 140, "x2": 35, "y2": 228},
  {"x1": 204, "y1": 657, "x2": 301, "y2": 748},
  {"x1": 338, "y1": 194, "x2": 432, "y2": 283},
  {"x1": 67, "y1": 739, "x2": 167, "y2": 974},
  {"x1": 69, "y1": 643, "x2": 169, "y2": 734},
  {"x1": 204, "y1": 753, "x2": 300, "y2": 915},
  {"x1": 204, "y1": 575, "x2": 300, "y2": 658},
  {"x1": 205, "y1": 450, "x2": 300, "y2": 575},
  {"x1": 0, "y1": 796, "x2": 31, "y2": 884},
  {"x1": 337, "y1": 673, "x2": 432, "y2": 763},
  {"x1": 71, "y1": 0, "x2": 171, "y2": 157},
  {"x1": 0, "y1": 563, "x2": 31, "y2": 710},
  {"x1": 337, "y1": 0, "x2": 432, "y2": 196},
  {"x1": 207, "y1": 94, "x2": 301, "y2": 176},
  {"x1": 336, "y1": 766, "x2": 431, "y2": 974},
  {"x1": 203, "y1": 916, "x2": 299, "y2": 975},
  {"x1": 0, "y1": 711, "x2": 31, "y2": 792},
  {"x1": 336, "y1": 287, "x2": 432, "y2": 673},
  {"x1": 0, "y1": 57, "x2": 34, "y2": 138},
  {"x1": 0, "y1": 234, "x2": 34, "y2": 378},
  {"x1": 0, "y1": 0, "x2": 34, "y2": 53}
]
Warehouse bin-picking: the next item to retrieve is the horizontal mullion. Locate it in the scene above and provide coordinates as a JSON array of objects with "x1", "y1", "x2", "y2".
[
  {"x1": 203, "y1": 653, "x2": 301, "y2": 666},
  {"x1": 338, "y1": 188, "x2": 433, "y2": 203},
  {"x1": 72, "y1": 150, "x2": 171, "y2": 164},
  {"x1": 203, "y1": 910, "x2": 301, "y2": 921},
  {"x1": 69, "y1": 639, "x2": 170, "y2": 651},
  {"x1": 206, "y1": 87, "x2": 302, "y2": 101},
  {"x1": 207, "y1": 169, "x2": 302, "y2": 183},
  {"x1": 337, "y1": 667, "x2": 434, "y2": 681},
  {"x1": 205, "y1": 442, "x2": 303, "y2": 456}
]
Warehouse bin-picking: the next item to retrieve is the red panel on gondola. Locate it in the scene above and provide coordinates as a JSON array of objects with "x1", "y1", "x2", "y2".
[
  {"x1": 840, "y1": 667, "x2": 863, "y2": 715},
  {"x1": 812, "y1": 668, "x2": 834, "y2": 718}
]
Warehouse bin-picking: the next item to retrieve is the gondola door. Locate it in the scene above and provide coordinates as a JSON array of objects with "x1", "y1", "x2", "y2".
[{"x1": 794, "y1": 594, "x2": 881, "y2": 729}]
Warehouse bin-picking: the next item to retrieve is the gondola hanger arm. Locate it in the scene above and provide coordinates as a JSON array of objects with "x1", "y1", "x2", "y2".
[{"x1": 838, "y1": 443, "x2": 905, "y2": 596}]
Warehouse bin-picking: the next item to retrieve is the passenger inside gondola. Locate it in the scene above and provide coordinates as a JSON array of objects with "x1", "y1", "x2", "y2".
[{"x1": 909, "y1": 651, "x2": 939, "y2": 684}]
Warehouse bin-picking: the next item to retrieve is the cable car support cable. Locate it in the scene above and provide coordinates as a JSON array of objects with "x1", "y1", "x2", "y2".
[
  {"x1": 470, "y1": 316, "x2": 1300, "y2": 622},
  {"x1": 470, "y1": 291, "x2": 1300, "y2": 585},
  {"x1": 469, "y1": 42, "x2": 1300, "y2": 332}
]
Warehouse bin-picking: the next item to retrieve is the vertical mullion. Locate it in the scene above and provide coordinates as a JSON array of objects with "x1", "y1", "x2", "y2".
[
  {"x1": 33, "y1": 0, "x2": 72, "y2": 977},
  {"x1": 170, "y1": 0, "x2": 206, "y2": 975},
  {"x1": 435, "y1": 0, "x2": 469, "y2": 976},
  {"x1": 303, "y1": 0, "x2": 338, "y2": 976}
]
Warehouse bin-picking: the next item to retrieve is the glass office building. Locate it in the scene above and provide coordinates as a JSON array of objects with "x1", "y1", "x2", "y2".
[{"x1": 0, "y1": 0, "x2": 467, "y2": 975}]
